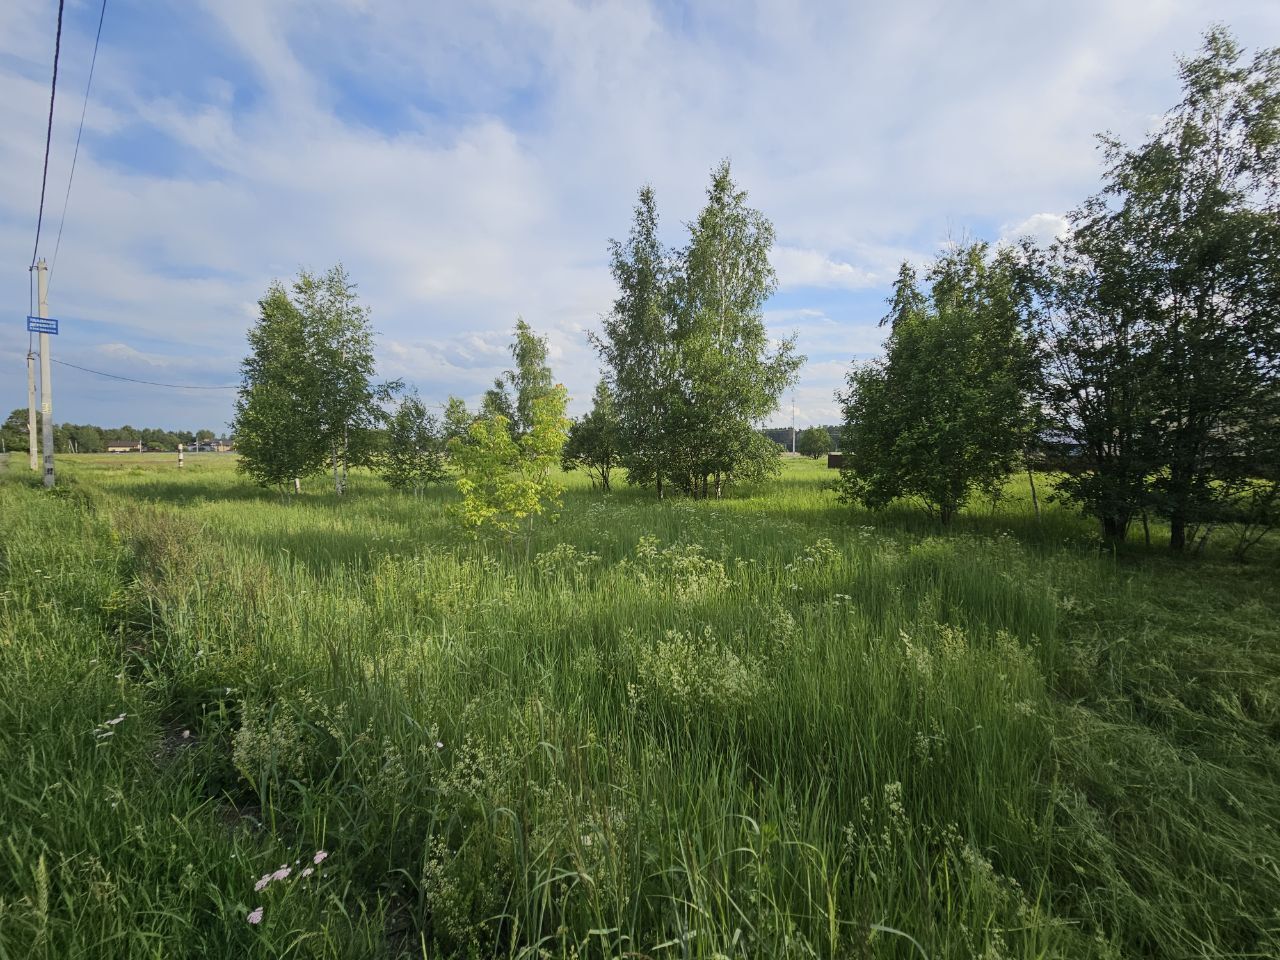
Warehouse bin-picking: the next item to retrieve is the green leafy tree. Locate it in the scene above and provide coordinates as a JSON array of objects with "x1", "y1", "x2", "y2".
[
  {"x1": 595, "y1": 164, "x2": 803, "y2": 498},
  {"x1": 234, "y1": 266, "x2": 397, "y2": 494},
  {"x1": 1026, "y1": 236, "x2": 1163, "y2": 542},
  {"x1": 442, "y1": 396, "x2": 473, "y2": 444},
  {"x1": 482, "y1": 318, "x2": 554, "y2": 440},
  {"x1": 480, "y1": 378, "x2": 516, "y2": 425},
  {"x1": 667, "y1": 161, "x2": 804, "y2": 497},
  {"x1": 233, "y1": 284, "x2": 328, "y2": 491},
  {"x1": 450, "y1": 385, "x2": 570, "y2": 548},
  {"x1": 796, "y1": 426, "x2": 833, "y2": 459},
  {"x1": 292, "y1": 265, "x2": 398, "y2": 494},
  {"x1": 592, "y1": 186, "x2": 675, "y2": 495},
  {"x1": 1119, "y1": 29, "x2": 1279, "y2": 550},
  {"x1": 1031, "y1": 27, "x2": 1280, "y2": 549},
  {"x1": 562, "y1": 380, "x2": 622, "y2": 490},
  {"x1": 376, "y1": 392, "x2": 447, "y2": 496},
  {"x1": 195, "y1": 429, "x2": 215, "y2": 443},
  {"x1": 2, "y1": 409, "x2": 30, "y2": 453},
  {"x1": 839, "y1": 246, "x2": 1039, "y2": 524}
]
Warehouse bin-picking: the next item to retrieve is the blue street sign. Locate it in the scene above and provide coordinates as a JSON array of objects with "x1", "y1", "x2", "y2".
[{"x1": 26, "y1": 316, "x2": 58, "y2": 335}]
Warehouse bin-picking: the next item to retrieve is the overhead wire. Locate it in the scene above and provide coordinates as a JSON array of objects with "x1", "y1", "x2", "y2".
[
  {"x1": 49, "y1": 0, "x2": 109, "y2": 291},
  {"x1": 50, "y1": 357, "x2": 239, "y2": 390},
  {"x1": 30, "y1": 0, "x2": 66, "y2": 267}
]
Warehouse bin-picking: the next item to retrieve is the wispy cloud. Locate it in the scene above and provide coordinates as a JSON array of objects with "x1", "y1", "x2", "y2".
[{"x1": 2, "y1": 0, "x2": 1277, "y2": 428}]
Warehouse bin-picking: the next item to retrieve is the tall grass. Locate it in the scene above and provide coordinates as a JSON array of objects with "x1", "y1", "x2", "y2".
[{"x1": 0, "y1": 456, "x2": 1276, "y2": 958}]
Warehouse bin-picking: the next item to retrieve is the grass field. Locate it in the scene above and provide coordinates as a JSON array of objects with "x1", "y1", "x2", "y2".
[{"x1": 1, "y1": 454, "x2": 1277, "y2": 959}]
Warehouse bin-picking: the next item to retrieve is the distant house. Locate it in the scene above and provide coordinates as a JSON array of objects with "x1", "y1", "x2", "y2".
[
  {"x1": 191, "y1": 437, "x2": 234, "y2": 453},
  {"x1": 106, "y1": 439, "x2": 142, "y2": 453},
  {"x1": 827, "y1": 453, "x2": 843, "y2": 469}
]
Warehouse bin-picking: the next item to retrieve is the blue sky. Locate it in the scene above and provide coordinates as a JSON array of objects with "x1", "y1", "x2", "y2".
[{"x1": 3, "y1": 0, "x2": 1278, "y2": 432}]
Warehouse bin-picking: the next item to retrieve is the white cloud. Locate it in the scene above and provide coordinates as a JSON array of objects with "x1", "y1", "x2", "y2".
[
  {"x1": 999, "y1": 212, "x2": 1069, "y2": 249},
  {"x1": 3, "y1": 0, "x2": 1279, "y2": 428},
  {"x1": 773, "y1": 247, "x2": 879, "y2": 290}
]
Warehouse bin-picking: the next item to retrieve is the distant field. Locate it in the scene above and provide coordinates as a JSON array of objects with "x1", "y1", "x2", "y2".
[{"x1": 1, "y1": 455, "x2": 1277, "y2": 958}]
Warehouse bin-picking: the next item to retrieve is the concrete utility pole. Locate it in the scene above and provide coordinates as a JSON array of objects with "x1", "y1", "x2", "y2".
[
  {"x1": 26, "y1": 346, "x2": 38, "y2": 471},
  {"x1": 35, "y1": 258, "x2": 54, "y2": 487}
]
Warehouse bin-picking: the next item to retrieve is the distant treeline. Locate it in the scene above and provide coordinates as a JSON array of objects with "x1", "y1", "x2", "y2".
[
  {"x1": 761, "y1": 425, "x2": 842, "y2": 452},
  {"x1": 0, "y1": 410, "x2": 222, "y2": 453}
]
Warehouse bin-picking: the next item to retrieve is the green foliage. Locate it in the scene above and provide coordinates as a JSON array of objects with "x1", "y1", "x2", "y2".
[
  {"x1": 374, "y1": 392, "x2": 447, "y2": 496},
  {"x1": 561, "y1": 380, "x2": 622, "y2": 490},
  {"x1": 441, "y1": 395, "x2": 473, "y2": 444},
  {"x1": 232, "y1": 283, "x2": 328, "y2": 491},
  {"x1": 233, "y1": 266, "x2": 396, "y2": 494},
  {"x1": 840, "y1": 246, "x2": 1038, "y2": 523},
  {"x1": 596, "y1": 163, "x2": 804, "y2": 498},
  {"x1": 1032, "y1": 26, "x2": 1280, "y2": 548},
  {"x1": 451, "y1": 384, "x2": 570, "y2": 540},
  {"x1": 482, "y1": 318, "x2": 554, "y2": 441},
  {"x1": 796, "y1": 426, "x2": 832, "y2": 458},
  {"x1": 0, "y1": 408, "x2": 26, "y2": 452}
]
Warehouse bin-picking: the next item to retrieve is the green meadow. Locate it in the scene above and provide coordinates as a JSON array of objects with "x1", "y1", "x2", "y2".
[{"x1": 1, "y1": 454, "x2": 1276, "y2": 959}]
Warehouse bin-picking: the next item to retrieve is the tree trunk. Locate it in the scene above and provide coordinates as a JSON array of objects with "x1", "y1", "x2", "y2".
[
  {"x1": 1101, "y1": 514, "x2": 1129, "y2": 543},
  {"x1": 715, "y1": 473, "x2": 723, "y2": 498},
  {"x1": 1027, "y1": 468, "x2": 1040, "y2": 521},
  {"x1": 332, "y1": 446, "x2": 342, "y2": 495},
  {"x1": 1169, "y1": 516, "x2": 1187, "y2": 552},
  {"x1": 341, "y1": 425, "x2": 349, "y2": 491}
]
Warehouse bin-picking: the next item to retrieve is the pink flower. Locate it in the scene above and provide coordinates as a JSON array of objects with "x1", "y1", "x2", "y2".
[
  {"x1": 106, "y1": 714, "x2": 127, "y2": 726},
  {"x1": 300, "y1": 867, "x2": 314, "y2": 878},
  {"x1": 271, "y1": 866, "x2": 291, "y2": 882},
  {"x1": 247, "y1": 906, "x2": 264, "y2": 925},
  {"x1": 253, "y1": 874, "x2": 271, "y2": 892},
  {"x1": 313, "y1": 850, "x2": 328, "y2": 865}
]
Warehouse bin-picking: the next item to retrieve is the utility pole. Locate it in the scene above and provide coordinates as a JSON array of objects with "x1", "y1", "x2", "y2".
[
  {"x1": 26, "y1": 345, "x2": 38, "y2": 471},
  {"x1": 35, "y1": 259, "x2": 54, "y2": 488}
]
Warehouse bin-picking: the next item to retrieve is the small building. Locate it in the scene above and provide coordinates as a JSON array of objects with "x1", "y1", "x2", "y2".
[
  {"x1": 827, "y1": 452, "x2": 843, "y2": 469},
  {"x1": 106, "y1": 440, "x2": 142, "y2": 454}
]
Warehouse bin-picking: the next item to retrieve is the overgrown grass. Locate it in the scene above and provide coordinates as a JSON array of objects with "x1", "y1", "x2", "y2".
[{"x1": 1, "y1": 455, "x2": 1276, "y2": 958}]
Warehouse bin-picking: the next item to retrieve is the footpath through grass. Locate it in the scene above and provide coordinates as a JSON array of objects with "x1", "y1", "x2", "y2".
[{"x1": 1, "y1": 455, "x2": 1277, "y2": 958}]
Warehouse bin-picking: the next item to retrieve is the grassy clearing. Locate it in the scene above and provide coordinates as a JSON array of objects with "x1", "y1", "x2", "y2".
[{"x1": 1, "y1": 455, "x2": 1277, "y2": 958}]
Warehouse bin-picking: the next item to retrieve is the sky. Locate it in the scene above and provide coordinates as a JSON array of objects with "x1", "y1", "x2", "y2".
[{"x1": 2, "y1": 0, "x2": 1278, "y2": 433}]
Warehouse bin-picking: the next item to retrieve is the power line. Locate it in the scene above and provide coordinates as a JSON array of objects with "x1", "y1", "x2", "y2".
[
  {"x1": 49, "y1": 0, "x2": 108, "y2": 291},
  {"x1": 50, "y1": 357, "x2": 238, "y2": 390},
  {"x1": 31, "y1": 0, "x2": 66, "y2": 267}
]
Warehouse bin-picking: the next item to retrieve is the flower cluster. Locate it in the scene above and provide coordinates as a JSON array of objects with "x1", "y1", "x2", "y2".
[
  {"x1": 246, "y1": 849, "x2": 330, "y2": 926},
  {"x1": 93, "y1": 712, "x2": 128, "y2": 742}
]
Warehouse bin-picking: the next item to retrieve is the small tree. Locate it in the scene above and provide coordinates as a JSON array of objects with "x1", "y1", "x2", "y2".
[
  {"x1": 442, "y1": 396, "x2": 473, "y2": 444},
  {"x1": 450, "y1": 385, "x2": 570, "y2": 549},
  {"x1": 482, "y1": 318, "x2": 555, "y2": 440},
  {"x1": 234, "y1": 266, "x2": 397, "y2": 494},
  {"x1": 233, "y1": 284, "x2": 329, "y2": 491},
  {"x1": 376, "y1": 392, "x2": 447, "y2": 496},
  {"x1": 796, "y1": 426, "x2": 833, "y2": 459},
  {"x1": 839, "y1": 247, "x2": 1038, "y2": 523},
  {"x1": 562, "y1": 380, "x2": 622, "y2": 490}
]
